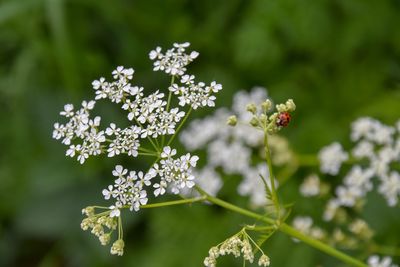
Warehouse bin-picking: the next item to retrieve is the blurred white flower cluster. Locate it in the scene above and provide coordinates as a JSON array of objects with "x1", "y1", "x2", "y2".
[
  {"x1": 318, "y1": 117, "x2": 400, "y2": 212},
  {"x1": 368, "y1": 255, "x2": 398, "y2": 267},
  {"x1": 180, "y1": 87, "x2": 292, "y2": 206}
]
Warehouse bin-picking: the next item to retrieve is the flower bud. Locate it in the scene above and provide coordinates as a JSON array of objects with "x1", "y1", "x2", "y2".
[
  {"x1": 99, "y1": 233, "x2": 111, "y2": 245},
  {"x1": 276, "y1": 103, "x2": 286, "y2": 113},
  {"x1": 261, "y1": 100, "x2": 272, "y2": 112},
  {"x1": 227, "y1": 115, "x2": 237, "y2": 126},
  {"x1": 250, "y1": 117, "x2": 259, "y2": 127},
  {"x1": 246, "y1": 103, "x2": 257, "y2": 114},
  {"x1": 110, "y1": 239, "x2": 125, "y2": 256},
  {"x1": 286, "y1": 99, "x2": 296, "y2": 112},
  {"x1": 259, "y1": 114, "x2": 268, "y2": 124},
  {"x1": 258, "y1": 254, "x2": 270, "y2": 266}
]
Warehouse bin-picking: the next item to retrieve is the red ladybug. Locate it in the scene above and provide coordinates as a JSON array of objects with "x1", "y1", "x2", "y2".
[{"x1": 276, "y1": 112, "x2": 291, "y2": 127}]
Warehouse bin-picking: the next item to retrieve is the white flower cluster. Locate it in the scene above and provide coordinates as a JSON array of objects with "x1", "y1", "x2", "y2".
[
  {"x1": 299, "y1": 174, "x2": 321, "y2": 197},
  {"x1": 149, "y1": 42, "x2": 199, "y2": 76},
  {"x1": 102, "y1": 146, "x2": 198, "y2": 216},
  {"x1": 368, "y1": 255, "x2": 398, "y2": 267},
  {"x1": 54, "y1": 43, "x2": 222, "y2": 257},
  {"x1": 180, "y1": 87, "x2": 291, "y2": 205},
  {"x1": 54, "y1": 43, "x2": 220, "y2": 165},
  {"x1": 149, "y1": 42, "x2": 222, "y2": 110},
  {"x1": 53, "y1": 101, "x2": 106, "y2": 163},
  {"x1": 318, "y1": 142, "x2": 349, "y2": 175},
  {"x1": 319, "y1": 117, "x2": 400, "y2": 216},
  {"x1": 204, "y1": 231, "x2": 270, "y2": 267},
  {"x1": 292, "y1": 216, "x2": 326, "y2": 241}
]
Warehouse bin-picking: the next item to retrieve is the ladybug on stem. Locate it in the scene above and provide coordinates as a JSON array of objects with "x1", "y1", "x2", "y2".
[{"x1": 276, "y1": 112, "x2": 291, "y2": 127}]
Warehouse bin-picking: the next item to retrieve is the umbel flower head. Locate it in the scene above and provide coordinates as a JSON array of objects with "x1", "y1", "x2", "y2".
[
  {"x1": 318, "y1": 117, "x2": 400, "y2": 216},
  {"x1": 53, "y1": 42, "x2": 221, "y2": 255}
]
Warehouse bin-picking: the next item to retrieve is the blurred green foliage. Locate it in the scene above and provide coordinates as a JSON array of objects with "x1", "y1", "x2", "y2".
[{"x1": 0, "y1": 0, "x2": 399, "y2": 266}]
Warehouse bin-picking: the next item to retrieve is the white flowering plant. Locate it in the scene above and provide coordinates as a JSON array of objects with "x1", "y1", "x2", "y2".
[{"x1": 53, "y1": 43, "x2": 398, "y2": 266}]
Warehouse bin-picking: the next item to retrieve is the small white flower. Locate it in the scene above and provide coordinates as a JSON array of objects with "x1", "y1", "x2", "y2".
[
  {"x1": 299, "y1": 174, "x2": 320, "y2": 197},
  {"x1": 318, "y1": 142, "x2": 348, "y2": 175},
  {"x1": 60, "y1": 104, "x2": 74, "y2": 117},
  {"x1": 82, "y1": 100, "x2": 96, "y2": 110},
  {"x1": 112, "y1": 165, "x2": 128, "y2": 177},
  {"x1": 378, "y1": 171, "x2": 400, "y2": 206},
  {"x1": 109, "y1": 205, "x2": 121, "y2": 217},
  {"x1": 102, "y1": 185, "x2": 114, "y2": 200},
  {"x1": 149, "y1": 46, "x2": 162, "y2": 60},
  {"x1": 292, "y1": 216, "x2": 313, "y2": 235},
  {"x1": 161, "y1": 146, "x2": 177, "y2": 158},
  {"x1": 323, "y1": 199, "x2": 339, "y2": 221},
  {"x1": 153, "y1": 181, "x2": 167, "y2": 196},
  {"x1": 106, "y1": 123, "x2": 120, "y2": 136}
]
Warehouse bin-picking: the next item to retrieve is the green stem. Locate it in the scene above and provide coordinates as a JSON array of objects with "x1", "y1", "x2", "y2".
[
  {"x1": 167, "y1": 106, "x2": 192, "y2": 146},
  {"x1": 195, "y1": 186, "x2": 275, "y2": 225},
  {"x1": 264, "y1": 132, "x2": 280, "y2": 218},
  {"x1": 369, "y1": 243, "x2": 400, "y2": 257},
  {"x1": 138, "y1": 147, "x2": 157, "y2": 153},
  {"x1": 138, "y1": 152, "x2": 159, "y2": 157},
  {"x1": 279, "y1": 224, "x2": 367, "y2": 267},
  {"x1": 140, "y1": 196, "x2": 206, "y2": 209},
  {"x1": 162, "y1": 75, "x2": 175, "y2": 148}
]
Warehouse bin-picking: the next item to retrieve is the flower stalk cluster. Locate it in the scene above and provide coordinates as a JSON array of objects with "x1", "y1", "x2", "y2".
[{"x1": 204, "y1": 228, "x2": 270, "y2": 267}]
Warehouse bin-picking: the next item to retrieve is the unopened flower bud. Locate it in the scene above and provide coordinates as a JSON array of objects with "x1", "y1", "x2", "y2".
[
  {"x1": 250, "y1": 117, "x2": 259, "y2": 127},
  {"x1": 246, "y1": 103, "x2": 257, "y2": 114},
  {"x1": 227, "y1": 115, "x2": 237, "y2": 126},
  {"x1": 261, "y1": 100, "x2": 272, "y2": 112},
  {"x1": 259, "y1": 114, "x2": 268, "y2": 124},
  {"x1": 99, "y1": 233, "x2": 111, "y2": 245},
  {"x1": 276, "y1": 103, "x2": 286, "y2": 113},
  {"x1": 286, "y1": 99, "x2": 296, "y2": 112},
  {"x1": 258, "y1": 254, "x2": 270, "y2": 266},
  {"x1": 110, "y1": 239, "x2": 125, "y2": 256},
  {"x1": 82, "y1": 206, "x2": 95, "y2": 216}
]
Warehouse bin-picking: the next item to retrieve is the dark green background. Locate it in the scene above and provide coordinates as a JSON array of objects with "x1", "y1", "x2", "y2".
[{"x1": 1, "y1": 0, "x2": 399, "y2": 266}]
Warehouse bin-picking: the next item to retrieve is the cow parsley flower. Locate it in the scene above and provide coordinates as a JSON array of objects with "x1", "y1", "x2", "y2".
[
  {"x1": 149, "y1": 42, "x2": 199, "y2": 76},
  {"x1": 318, "y1": 142, "x2": 348, "y2": 175},
  {"x1": 151, "y1": 146, "x2": 198, "y2": 195},
  {"x1": 368, "y1": 255, "x2": 398, "y2": 267},
  {"x1": 320, "y1": 117, "x2": 400, "y2": 215},
  {"x1": 54, "y1": 43, "x2": 220, "y2": 256},
  {"x1": 299, "y1": 174, "x2": 321, "y2": 197},
  {"x1": 54, "y1": 43, "x2": 220, "y2": 167}
]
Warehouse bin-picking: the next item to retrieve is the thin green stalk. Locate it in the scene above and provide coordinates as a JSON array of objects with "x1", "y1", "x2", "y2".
[
  {"x1": 162, "y1": 75, "x2": 175, "y2": 147},
  {"x1": 264, "y1": 132, "x2": 280, "y2": 218},
  {"x1": 279, "y1": 224, "x2": 367, "y2": 267},
  {"x1": 140, "y1": 196, "x2": 206, "y2": 209},
  {"x1": 133, "y1": 118, "x2": 159, "y2": 151},
  {"x1": 138, "y1": 147, "x2": 157, "y2": 153},
  {"x1": 138, "y1": 152, "x2": 159, "y2": 157},
  {"x1": 167, "y1": 106, "x2": 192, "y2": 146},
  {"x1": 166, "y1": 75, "x2": 175, "y2": 112},
  {"x1": 195, "y1": 186, "x2": 275, "y2": 225},
  {"x1": 369, "y1": 243, "x2": 400, "y2": 257}
]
